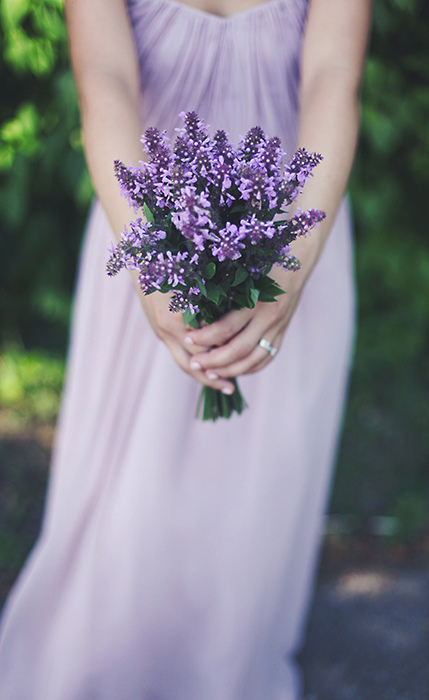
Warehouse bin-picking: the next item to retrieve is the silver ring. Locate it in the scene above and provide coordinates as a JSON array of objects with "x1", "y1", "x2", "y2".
[{"x1": 258, "y1": 337, "x2": 277, "y2": 357}]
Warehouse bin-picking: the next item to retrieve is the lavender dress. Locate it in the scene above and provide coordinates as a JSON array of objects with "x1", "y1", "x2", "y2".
[{"x1": 0, "y1": 1, "x2": 355, "y2": 698}]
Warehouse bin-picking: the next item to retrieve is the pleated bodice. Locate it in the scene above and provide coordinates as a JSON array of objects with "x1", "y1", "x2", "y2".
[{"x1": 127, "y1": 0, "x2": 309, "y2": 152}]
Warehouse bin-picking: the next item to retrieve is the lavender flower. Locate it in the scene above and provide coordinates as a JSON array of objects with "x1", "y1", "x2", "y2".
[
  {"x1": 237, "y1": 165, "x2": 277, "y2": 209},
  {"x1": 211, "y1": 222, "x2": 246, "y2": 262},
  {"x1": 238, "y1": 126, "x2": 266, "y2": 160},
  {"x1": 239, "y1": 215, "x2": 276, "y2": 245},
  {"x1": 142, "y1": 128, "x2": 172, "y2": 172},
  {"x1": 212, "y1": 130, "x2": 235, "y2": 164},
  {"x1": 169, "y1": 289, "x2": 200, "y2": 314},
  {"x1": 290, "y1": 207, "x2": 326, "y2": 235},
  {"x1": 171, "y1": 185, "x2": 216, "y2": 250},
  {"x1": 108, "y1": 112, "x2": 325, "y2": 420},
  {"x1": 114, "y1": 161, "x2": 153, "y2": 211},
  {"x1": 151, "y1": 250, "x2": 189, "y2": 287},
  {"x1": 277, "y1": 255, "x2": 301, "y2": 272},
  {"x1": 260, "y1": 136, "x2": 284, "y2": 175},
  {"x1": 284, "y1": 148, "x2": 323, "y2": 187},
  {"x1": 106, "y1": 242, "x2": 127, "y2": 277}
]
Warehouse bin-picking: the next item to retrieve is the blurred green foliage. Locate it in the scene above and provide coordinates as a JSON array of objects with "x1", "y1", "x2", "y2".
[
  {"x1": 0, "y1": 348, "x2": 64, "y2": 430},
  {"x1": 0, "y1": 0, "x2": 91, "y2": 351},
  {"x1": 0, "y1": 0, "x2": 428, "y2": 538},
  {"x1": 331, "y1": 0, "x2": 429, "y2": 537}
]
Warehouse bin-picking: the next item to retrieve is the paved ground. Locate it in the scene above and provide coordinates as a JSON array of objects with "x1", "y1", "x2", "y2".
[
  {"x1": 1, "y1": 434, "x2": 429, "y2": 698},
  {"x1": 299, "y1": 562, "x2": 429, "y2": 699}
]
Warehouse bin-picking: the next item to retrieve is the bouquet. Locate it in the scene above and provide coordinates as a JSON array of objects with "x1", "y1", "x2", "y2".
[{"x1": 107, "y1": 111, "x2": 324, "y2": 421}]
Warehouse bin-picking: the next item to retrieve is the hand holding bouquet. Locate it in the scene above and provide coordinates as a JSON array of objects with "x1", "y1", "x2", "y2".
[{"x1": 107, "y1": 112, "x2": 324, "y2": 420}]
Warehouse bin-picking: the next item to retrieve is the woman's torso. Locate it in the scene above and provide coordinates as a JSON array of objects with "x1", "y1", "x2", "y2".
[{"x1": 126, "y1": 0, "x2": 309, "y2": 152}]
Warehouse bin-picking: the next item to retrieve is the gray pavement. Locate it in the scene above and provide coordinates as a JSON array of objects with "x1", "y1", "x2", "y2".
[{"x1": 299, "y1": 564, "x2": 429, "y2": 700}]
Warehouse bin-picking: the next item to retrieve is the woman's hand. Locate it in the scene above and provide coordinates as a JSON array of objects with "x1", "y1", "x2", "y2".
[
  {"x1": 183, "y1": 263, "x2": 306, "y2": 381},
  {"x1": 139, "y1": 290, "x2": 236, "y2": 394}
]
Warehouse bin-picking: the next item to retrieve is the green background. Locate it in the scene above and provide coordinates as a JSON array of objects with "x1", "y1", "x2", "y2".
[{"x1": 1, "y1": 0, "x2": 428, "y2": 541}]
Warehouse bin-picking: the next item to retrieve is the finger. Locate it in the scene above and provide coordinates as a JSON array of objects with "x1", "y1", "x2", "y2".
[
  {"x1": 204, "y1": 345, "x2": 271, "y2": 378},
  {"x1": 185, "y1": 307, "x2": 254, "y2": 348},
  {"x1": 157, "y1": 325, "x2": 211, "y2": 357},
  {"x1": 182, "y1": 336, "x2": 210, "y2": 356},
  {"x1": 189, "y1": 315, "x2": 270, "y2": 370},
  {"x1": 170, "y1": 342, "x2": 236, "y2": 394},
  {"x1": 162, "y1": 320, "x2": 211, "y2": 356},
  {"x1": 204, "y1": 332, "x2": 282, "y2": 378},
  {"x1": 243, "y1": 333, "x2": 283, "y2": 374}
]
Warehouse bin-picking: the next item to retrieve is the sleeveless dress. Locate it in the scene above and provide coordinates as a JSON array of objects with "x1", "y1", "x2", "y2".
[{"x1": 0, "y1": 1, "x2": 355, "y2": 698}]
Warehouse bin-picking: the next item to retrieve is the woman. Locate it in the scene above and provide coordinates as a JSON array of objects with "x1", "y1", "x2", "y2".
[{"x1": 0, "y1": 0, "x2": 372, "y2": 698}]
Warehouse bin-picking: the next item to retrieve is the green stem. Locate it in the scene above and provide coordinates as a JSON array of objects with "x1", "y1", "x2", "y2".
[{"x1": 196, "y1": 379, "x2": 247, "y2": 422}]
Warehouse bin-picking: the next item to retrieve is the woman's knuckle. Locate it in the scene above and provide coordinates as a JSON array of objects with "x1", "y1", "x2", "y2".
[{"x1": 220, "y1": 319, "x2": 234, "y2": 338}]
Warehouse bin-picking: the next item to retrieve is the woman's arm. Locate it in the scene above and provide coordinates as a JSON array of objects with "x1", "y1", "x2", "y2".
[
  {"x1": 285, "y1": 0, "x2": 372, "y2": 274},
  {"x1": 65, "y1": 0, "x2": 143, "y2": 234},
  {"x1": 65, "y1": 0, "x2": 236, "y2": 393},
  {"x1": 187, "y1": 0, "x2": 372, "y2": 380}
]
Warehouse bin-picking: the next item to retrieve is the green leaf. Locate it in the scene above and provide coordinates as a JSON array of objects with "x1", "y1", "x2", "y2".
[
  {"x1": 232, "y1": 294, "x2": 248, "y2": 308},
  {"x1": 182, "y1": 309, "x2": 199, "y2": 328},
  {"x1": 206, "y1": 281, "x2": 221, "y2": 305},
  {"x1": 232, "y1": 266, "x2": 248, "y2": 287},
  {"x1": 195, "y1": 277, "x2": 208, "y2": 297},
  {"x1": 229, "y1": 204, "x2": 247, "y2": 215},
  {"x1": 258, "y1": 291, "x2": 278, "y2": 303},
  {"x1": 143, "y1": 203, "x2": 154, "y2": 225},
  {"x1": 205, "y1": 262, "x2": 216, "y2": 279},
  {"x1": 159, "y1": 280, "x2": 172, "y2": 293},
  {"x1": 249, "y1": 287, "x2": 260, "y2": 307},
  {"x1": 255, "y1": 275, "x2": 285, "y2": 297},
  {"x1": 201, "y1": 309, "x2": 214, "y2": 325}
]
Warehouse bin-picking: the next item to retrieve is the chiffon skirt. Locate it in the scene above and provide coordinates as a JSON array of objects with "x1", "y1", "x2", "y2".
[{"x1": 0, "y1": 195, "x2": 354, "y2": 699}]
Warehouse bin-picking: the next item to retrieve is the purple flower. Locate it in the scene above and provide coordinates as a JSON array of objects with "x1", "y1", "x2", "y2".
[
  {"x1": 114, "y1": 160, "x2": 153, "y2": 210},
  {"x1": 212, "y1": 156, "x2": 232, "y2": 190},
  {"x1": 172, "y1": 185, "x2": 216, "y2": 249},
  {"x1": 106, "y1": 243, "x2": 126, "y2": 276},
  {"x1": 176, "y1": 112, "x2": 210, "y2": 160},
  {"x1": 121, "y1": 218, "x2": 152, "y2": 245},
  {"x1": 260, "y1": 136, "x2": 284, "y2": 175},
  {"x1": 211, "y1": 222, "x2": 245, "y2": 262},
  {"x1": 169, "y1": 290, "x2": 200, "y2": 314},
  {"x1": 237, "y1": 165, "x2": 278, "y2": 209},
  {"x1": 290, "y1": 207, "x2": 326, "y2": 235},
  {"x1": 238, "y1": 126, "x2": 267, "y2": 160},
  {"x1": 193, "y1": 144, "x2": 214, "y2": 178},
  {"x1": 275, "y1": 179, "x2": 300, "y2": 209},
  {"x1": 179, "y1": 111, "x2": 209, "y2": 138},
  {"x1": 151, "y1": 250, "x2": 189, "y2": 288},
  {"x1": 211, "y1": 130, "x2": 235, "y2": 164},
  {"x1": 111, "y1": 113, "x2": 325, "y2": 324},
  {"x1": 173, "y1": 134, "x2": 194, "y2": 163},
  {"x1": 239, "y1": 215, "x2": 276, "y2": 245},
  {"x1": 109, "y1": 112, "x2": 327, "y2": 422},
  {"x1": 176, "y1": 186, "x2": 211, "y2": 216},
  {"x1": 284, "y1": 148, "x2": 323, "y2": 187},
  {"x1": 277, "y1": 255, "x2": 301, "y2": 272},
  {"x1": 138, "y1": 261, "x2": 158, "y2": 294},
  {"x1": 211, "y1": 155, "x2": 235, "y2": 205},
  {"x1": 142, "y1": 128, "x2": 172, "y2": 172}
]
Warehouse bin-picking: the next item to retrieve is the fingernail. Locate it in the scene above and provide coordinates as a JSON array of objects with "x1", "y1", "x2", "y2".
[
  {"x1": 221, "y1": 386, "x2": 234, "y2": 395},
  {"x1": 191, "y1": 361, "x2": 201, "y2": 370},
  {"x1": 207, "y1": 372, "x2": 218, "y2": 380},
  {"x1": 184, "y1": 336, "x2": 194, "y2": 345}
]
